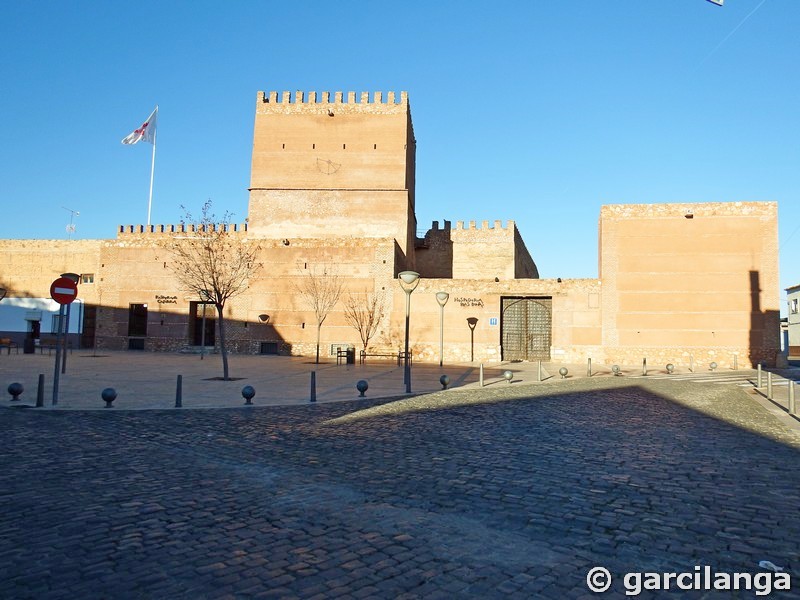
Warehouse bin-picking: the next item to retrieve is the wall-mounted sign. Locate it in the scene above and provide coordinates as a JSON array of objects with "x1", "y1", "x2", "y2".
[
  {"x1": 489, "y1": 317, "x2": 498, "y2": 326},
  {"x1": 455, "y1": 297, "x2": 484, "y2": 308},
  {"x1": 156, "y1": 295, "x2": 178, "y2": 304}
]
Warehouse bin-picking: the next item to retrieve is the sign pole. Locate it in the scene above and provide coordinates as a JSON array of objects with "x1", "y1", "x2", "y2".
[
  {"x1": 61, "y1": 302, "x2": 71, "y2": 374},
  {"x1": 52, "y1": 304, "x2": 64, "y2": 406}
]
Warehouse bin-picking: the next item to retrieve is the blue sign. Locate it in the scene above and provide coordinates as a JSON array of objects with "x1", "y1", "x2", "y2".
[{"x1": 489, "y1": 318, "x2": 498, "y2": 326}]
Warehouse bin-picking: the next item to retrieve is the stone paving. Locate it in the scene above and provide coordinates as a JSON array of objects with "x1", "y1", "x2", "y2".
[{"x1": 2, "y1": 372, "x2": 800, "y2": 598}]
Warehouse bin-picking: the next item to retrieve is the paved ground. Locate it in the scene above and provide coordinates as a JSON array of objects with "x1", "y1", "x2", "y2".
[{"x1": 2, "y1": 353, "x2": 800, "y2": 599}]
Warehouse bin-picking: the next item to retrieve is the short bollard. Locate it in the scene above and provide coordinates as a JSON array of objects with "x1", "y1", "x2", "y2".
[
  {"x1": 479, "y1": 363, "x2": 484, "y2": 387},
  {"x1": 242, "y1": 385, "x2": 255, "y2": 405},
  {"x1": 767, "y1": 372, "x2": 773, "y2": 400},
  {"x1": 36, "y1": 374, "x2": 44, "y2": 408},
  {"x1": 310, "y1": 371, "x2": 316, "y2": 403},
  {"x1": 642, "y1": 358, "x2": 647, "y2": 376},
  {"x1": 175, "y1": 374, "x2": 183, "y2": 408},
  {"x1": 587, "y1": 358, "x2": 592, "y2": 378},
  {"x1": 440, "y1": 375, "x2": 450, "y2": 390},
  {"x1": 356, "y1": 380, "x2": 368, "y2": 397},
  {"x1": 101, "y1": 388, "x2": 117, "y2": 408},
  {"x1": 503, "y1": 370, "x2": 513, "y2": 384},
  {"x1": 709, "y1": 361, "x2": 718, "y2": 371},
  {"x1": 612, "y1": 365, "x2": 621, "y2": 376},
  {"x1": 666, "y1": 363, "x2": 675, "y2": 374},
  {"x1": 559, "y1": 367, "x2": 568, "y2": 379},
  {"x1": 789, "y1": 381, "x2": 796, "y2": 416},
  {"x1": 689, "y1": 355, "x2": 694, "y2": 373},
  {"x1": 537, "y1": 360, "x2": 542, "y2": 382},
  {"x1": 8, "y1": 382, "x2": 23, "y2": 402},
  {"x1": 757, "y1": 363, "x2": 763, "y2": 388},
  {"x1": 733, "y1": 354, "x2": 738, "y2": 370}
]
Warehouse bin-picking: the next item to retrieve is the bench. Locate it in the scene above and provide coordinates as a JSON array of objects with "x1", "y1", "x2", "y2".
[
  {"x1": 0, "y1": 338, "x2": 19, "y2": 355},
  {"x1": 38, "y1": 338, "x2": 74, "y2": 355},
  {"x1": 359, "y1": 349, "x2": 412, "y2": 366}
]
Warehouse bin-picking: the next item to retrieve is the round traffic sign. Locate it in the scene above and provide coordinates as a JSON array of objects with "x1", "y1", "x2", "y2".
[{"x1": 50, "y1": 277, "x2": 78, "y2": 305}]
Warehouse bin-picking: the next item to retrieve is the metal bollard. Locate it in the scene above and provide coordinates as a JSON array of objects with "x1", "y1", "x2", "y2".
[
  {"x1": 310, "y1": 371, "x2": 316, "y2": 403},
  {"x1": 356, "y1": 380, "x2": 368, "y2": 397},
  {"x1": 175, "y1": 375, "x2": 183, "y2": 408},
  {"x1": 689, "y1": 355, "x2": 694, "y2": 373},
  {"x1": 767, "y1": 371, "x2": 773, "y2": 400},
  {"x1": 242, "y1": 385, "x2": 255, "y2": 406},
  {"x1": 789, "y1": 381, "x2": 796, "y2": 416},
  {"x1": 440, "y1": 375, "x2": 450, "y2": 390},
  {"x1": 537, "y1": 360, "x2": 542, "y2": 382},
  {"x1": 642, "y1": 358, "x2": 647, "y2": 376},
  {"x1": 36, "y1": 374, "x2": 44, "y2": 408},
  {"x1": 733, "y1": 354, "x2": 738, "y2": 371},
  {"x1": 8, "y1": 382, "x2": 23, "y2": 402},
  {"x1": 757, "y1": 363, "x2": 762, "y2": 388},
  {"x1": 479, "y1": 363, "x2": 484, "y2": 387},
  {"x1": 503, "y1": 370, "x2": 513, "y2": 384},
  {"x1": 587, "y1": 358, "x2": 592, "y2": 378},
  {"x1": 102, "y1": 387, "x2": 117, "y2": 408}
]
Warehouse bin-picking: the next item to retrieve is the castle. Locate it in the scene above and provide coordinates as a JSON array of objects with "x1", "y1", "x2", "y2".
[{"x1": 0, "y1": 90, "x2": 782, "y2": 367}]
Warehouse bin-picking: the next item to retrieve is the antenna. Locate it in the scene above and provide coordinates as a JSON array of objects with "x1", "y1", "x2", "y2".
[{"x1": 62, "y1": 206, "x2": 80, "y2": 239}]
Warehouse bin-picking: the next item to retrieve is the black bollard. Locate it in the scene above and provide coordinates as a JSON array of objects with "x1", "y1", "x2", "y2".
[
  {"x1": 310, "y1": 371, "x2": 316, "y2": 403},
  {"x1": 242, "y1": 385, "x2": 255, "y2": 405},
  {"x1": 36, "y1": 374, "x2": 44, "y2": 407},
  {"x1": 101, "y1": 387, "x2": 117, "y2": 408},
  {"x1": 356, "y1": 380, "x2": 368, "y2": 397},
  {"x1": 8, "y1": 382, "x2": 23, "y2": 401},
  {"x1": 440, "y1": 374, "x2": 450, "y2": 390},
  {"x1": 175, "y1": 374, "x2": 183, "y2": 408}
]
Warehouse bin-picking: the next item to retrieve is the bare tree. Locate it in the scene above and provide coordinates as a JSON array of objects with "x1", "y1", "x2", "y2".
[
  {"x1": 343, "y1": 290, "x2": 385, "y2": 354},
  {"x1": 296, "y1": 265, "x2": 343, "y2": 364},
  {"x1": 170, "y1": 200, "x2": 261, "y2": 380}
]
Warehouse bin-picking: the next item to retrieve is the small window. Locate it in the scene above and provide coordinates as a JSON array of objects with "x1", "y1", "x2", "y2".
[
  {"x1": 81, "y1": 273, "x2": 94, "y2": 284},
  {"x1": 792, "y1": 298, "x2": 799, "y2": 314}
]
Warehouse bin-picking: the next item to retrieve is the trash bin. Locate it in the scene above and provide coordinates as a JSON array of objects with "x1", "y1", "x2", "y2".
[
  {"x1": 346, "y1": 348, "x2": 356, "y2": 364},
  {"x1": 23, "y1": 338, "x2": 35, "y2": 354}
]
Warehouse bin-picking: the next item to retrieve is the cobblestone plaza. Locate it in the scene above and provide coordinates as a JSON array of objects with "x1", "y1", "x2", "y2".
[{"x1": 2, "y1": 365, "x2": 799, "y2": 598}]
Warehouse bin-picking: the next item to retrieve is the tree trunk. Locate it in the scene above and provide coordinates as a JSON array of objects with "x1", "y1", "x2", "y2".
[
  {"x1": 216, "y1": 303, "x2": 230, "y2": 380},
  {"x1": 315, "y1": 322, "x2": 321, "y2": 364}
]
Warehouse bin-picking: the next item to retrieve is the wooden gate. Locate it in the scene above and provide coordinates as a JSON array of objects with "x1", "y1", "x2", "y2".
[{"x1": 501, "y1": 297, "x2": 552, "y2": 361}]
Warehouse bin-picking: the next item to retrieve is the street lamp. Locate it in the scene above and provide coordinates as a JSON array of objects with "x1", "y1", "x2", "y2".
[
  {"x1": 435, "y1": 292, "x2": 449, "y2": 367},
  {"x1": 467, "y1": 317, "x2": 478, "y2": 362},
  {"x1": 398, "y1": 271, "x2": 420, "y2": 393}
]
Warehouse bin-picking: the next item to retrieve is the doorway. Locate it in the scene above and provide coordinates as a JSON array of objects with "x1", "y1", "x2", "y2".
[{"x1": 190, "y1": 301, "x2": 215, "y2": 347}]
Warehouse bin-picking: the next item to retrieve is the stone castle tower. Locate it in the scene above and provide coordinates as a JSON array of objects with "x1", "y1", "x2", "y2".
[{"x1": 247, "y1": 90, "x2": 418, "y2": 267}]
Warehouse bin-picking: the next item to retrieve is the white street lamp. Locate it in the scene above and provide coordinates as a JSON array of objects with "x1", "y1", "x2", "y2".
[
  {"x1": 398, "y1": 271, "x2": 420, "y2": 393},
  {"x1": 435, "y1": 292, "x2": 449, "y2": 367}
]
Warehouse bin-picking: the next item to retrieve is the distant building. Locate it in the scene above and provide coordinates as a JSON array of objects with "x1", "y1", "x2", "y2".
[
  {"x1": 787, "y1": 284, "x2": 800, "y2": 358},
  {"x1": 0, "y1": 89, "x2": 782, "y2": 367}
]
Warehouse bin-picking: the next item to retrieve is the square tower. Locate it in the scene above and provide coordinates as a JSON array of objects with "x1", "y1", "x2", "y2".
[{"x1": 248, "y1": 90, "x2": 417, "y2": 261}]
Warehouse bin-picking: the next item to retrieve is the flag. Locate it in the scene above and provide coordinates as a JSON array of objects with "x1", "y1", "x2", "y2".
[{"x1": 121, "y1": 107, "x2": 158, "y2": 145}]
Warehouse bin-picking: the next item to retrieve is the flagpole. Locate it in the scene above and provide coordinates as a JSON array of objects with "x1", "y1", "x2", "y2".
[{"x1": 147, "y1": 107, "x2": 157, "y2": 226}]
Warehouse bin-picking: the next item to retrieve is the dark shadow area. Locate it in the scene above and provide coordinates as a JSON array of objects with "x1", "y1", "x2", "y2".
[
  {"x1": 749, "y1": 270, "x2": 781, "y2": 367},
  {"x1": 1, "y1": 379, "x2": 798, "y2": 598},
  {"x1": 414, "y1": 220, "x2": 453, "y2": 278}
]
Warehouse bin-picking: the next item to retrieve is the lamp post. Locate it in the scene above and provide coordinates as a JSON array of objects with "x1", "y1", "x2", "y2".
[
  {"x1": 467, "y1": 317, "x2": 478, "y2": 362},
  {"x1": 398, "y1": 271, "x2": 420, "y2": 393},
  {"x1": 435, "y1": 292, "x2": 449, "y2": 367}
]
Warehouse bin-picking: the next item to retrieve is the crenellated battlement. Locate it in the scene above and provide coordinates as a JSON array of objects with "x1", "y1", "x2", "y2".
[
  {"x1": 259, "y1": 90, "x2": 407, "y2": 105},
  {"x1": 256, "y1": 90, "x2": 409, "y2": 116},
  {"x1": 429, "y1": 219, "x2": 516, "y2": 232},
  {"x1": 116, "y1": 223, "x2": 248, "y2": 238}
]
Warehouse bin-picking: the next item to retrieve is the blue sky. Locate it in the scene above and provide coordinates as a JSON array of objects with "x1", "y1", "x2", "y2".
[{"x1": 1, "y1": 0, "x2": 798, "y2": 304}]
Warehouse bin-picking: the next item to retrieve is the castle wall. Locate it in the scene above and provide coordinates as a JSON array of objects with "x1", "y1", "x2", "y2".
[{"x1": 599, "y1": 202, "x2": 780, "y2": 368}]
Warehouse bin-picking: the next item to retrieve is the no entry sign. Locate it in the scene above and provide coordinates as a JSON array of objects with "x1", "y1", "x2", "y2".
[{"x1": 50, "y1": 277, "x2": 78, "y2": 305}]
